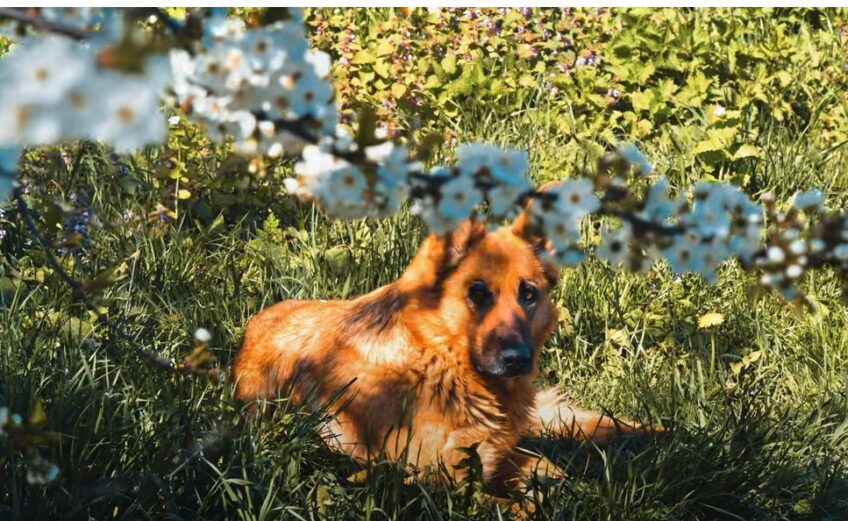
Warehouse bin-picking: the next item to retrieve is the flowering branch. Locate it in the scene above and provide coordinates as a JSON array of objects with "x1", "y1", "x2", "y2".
[{"x1": 0, "y1": 7, "x2": 87, "y2": 40}]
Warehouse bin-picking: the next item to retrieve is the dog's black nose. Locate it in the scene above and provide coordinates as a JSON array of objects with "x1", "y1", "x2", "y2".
[{"x1": 500, "y1": 343, "x2": 531, "y2": 372}]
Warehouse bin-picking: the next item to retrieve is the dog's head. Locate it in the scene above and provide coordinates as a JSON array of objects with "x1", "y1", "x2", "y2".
[{"x1": 407, "y1": 200, "x2": 560, "y2": 379}]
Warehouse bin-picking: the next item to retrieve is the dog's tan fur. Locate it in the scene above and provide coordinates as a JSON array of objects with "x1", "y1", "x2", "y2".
[{"x1": 233, "y1": 210, "x2": 658, "y2": 493}]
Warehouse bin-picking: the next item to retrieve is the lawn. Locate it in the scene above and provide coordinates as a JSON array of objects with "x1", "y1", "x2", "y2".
[{"x1": 1, "y1": 7, "x2": 848, "y2": 520}]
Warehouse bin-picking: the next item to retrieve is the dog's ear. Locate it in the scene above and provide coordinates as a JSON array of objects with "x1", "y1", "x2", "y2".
[
  {"x1": 402, "y1": 218, "x2": 488, "y2": 290},
  {"x1": 511, "y1": 181, "x2": 560, "y2": 285},
  {"x1": 511, "y1": 180, "x2": 559, "y2": 241},
  {"x1": 436, "y1": 218, "x2": 488, "y2": 272}
]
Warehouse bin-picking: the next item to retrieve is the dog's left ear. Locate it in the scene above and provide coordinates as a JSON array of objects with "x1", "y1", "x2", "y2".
[{"x1": 511, "y1": 181, "x2": 560, "y2": 285}]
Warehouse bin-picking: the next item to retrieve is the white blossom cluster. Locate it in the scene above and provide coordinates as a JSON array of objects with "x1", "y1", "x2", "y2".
[
  {"x1": 411, "y1": 143, "x2": 532, "y2": 234},
  {"x1": 0, "y1": 16, "x2": 169, "y2": 161},
  {"x1": 529, "y1": 178, "x2": 601, "y2": 265},
  {"x1": 170, "y1": 8, "x2": 336, "y2": 158},
  {"x1": 0, "y1": 9, "x2": 170, "y2": 158},
  {"x1": 286, "y1": 132, "x2": 420, "y2": 219},
  {"x1": 593, "y1": 176, "x2": 765, "y2": 282},
  {"x1": 756, "y1": 188, "x2": 830, "y2": 299}
]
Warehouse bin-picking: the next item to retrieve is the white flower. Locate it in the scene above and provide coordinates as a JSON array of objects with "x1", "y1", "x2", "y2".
[
  {"x1": 767, "y1": 246, "x2": 786, "y2": 264},
  {"x1": 488, "y1": 183, "x2": 529, "y2": 217},
  {"x1": 792, "y1": 188, "x2": 824, "y2": 212},
  {"x1": 552, "y1": 246, "x2": 584, "y2": 266},
  {"x1": 366, "y1": 142, "x2": 417, "y2": 214},
  {"x1": 203, "y1": 9, "x2": 246, "y2": 47},
  {"x1": 597, "y1": 223, "x2": 632, "y2": 267},
  {"x1": 713, "y1": 105, "x2": 726, "y2": 117},
  {"x1": 664, "y1": 233, "x2": 701, "y2": 276},
  {"x1": 489, "y1": 149, "x2": 529, "y2": 186},
  {"x1": 642, "y1": 177, "x2": 683, "y2": 222},
  {"x1": 833, "y1": 244, "x2": 848, "y2": 262},
  {"x1": 288, "y1": 73, "x2": 333, "y2": 119},
  {"x1": 0, "y1": 104, "x2": 62, "y2": 146},
  {"x1": 438, "y1": 175, "x2": 482, "y2": 221},
  {"x1": 788, "y1": 239, "x2": 806, "y2": 256},
  {"x1": 728, "y1": 222, "x2": 762, "y2": 264},
  {"x1": 690, "y1": 238, "x2": 729, "y2": 283},
  {"x1": 92, "y1": 76, "x2": 166, "y2": 153},
  {"x1": 455, "y1": 143, "x2": 497, "y2": 177},
  {"x1": 616, "y1": 143, "x2": 652, "y2": 175},
  {"x1": 687, "y1": 184, "x2": 740, "y2": 239},
  {"x1": 413, "y1": 198, "x2": 458, "y2": 234},
  {"x1": 0, "y1": 36, "x2": 92, "y2": 106},
  {"x1": 241, "y1": 28, "x2": 288, "y2": 72},
  {"x1": 195, "y1": 328, "x2": 212, "y2": 343},
  {"x1": 294, "y1": 145, "x2": 340, "y2": 195},
  {"x1": 541, "y1": 212, "x2": 580, "y2": 250},
  {"x1": 551, "y1": 178, "x2": 599, "y2": 217},
  {"x1": 327, "y1": 165, "x2": 367, "y2": 206},
  {"x1": 26, "y1": 454, "x2": 60, "y2": 485},
  {"x1": 785, "y1": 264, "x2": 803, "y2": 279},
  {"x1": 306, "y1": 49, "x2": 332, "y2": 78}
]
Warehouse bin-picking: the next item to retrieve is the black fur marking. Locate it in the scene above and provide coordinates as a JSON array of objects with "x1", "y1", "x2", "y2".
[{"x1": 348, "y1": 286, "x2": 406, "y2": 333}]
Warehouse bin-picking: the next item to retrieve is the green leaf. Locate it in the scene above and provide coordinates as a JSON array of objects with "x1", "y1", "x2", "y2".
[
  {"x1": 373, "y1": 59, "x2": 390, "y2": 78},
  {"x1": 733, "y1": 144, "x2": 762, "y2": 160},
  {"x1": 631, "y1": 89, "x2": 655, "y2": 112},
  {"x1": 352, "y1": 50, "x2": 375, "y2": 64},
  {"x1": 441, "y1": 54, "x2": 457, "y2": 75},
  {"x1": 376, "y1": 39, "x2": 394, "y2": 57},
  {"x1": 391, "y1": 83, "x2": 407, "y2": 98},
  {"x1": 28, "y1": 400, "x2": 47, "y2": 429},
  {"x1": 518, "y1": 74, "x2": 536, "y2": 88}
]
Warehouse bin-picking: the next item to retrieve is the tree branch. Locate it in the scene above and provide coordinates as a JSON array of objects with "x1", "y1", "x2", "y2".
[{"x1": 0, "y1": 8, "x2": 87, "y2": 40}]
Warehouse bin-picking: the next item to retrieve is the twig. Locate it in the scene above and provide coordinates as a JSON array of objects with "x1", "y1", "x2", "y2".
[
  {"x1": 0, "y1": 8, "x2": 87, "y2": 40},
  {"x1": 608, "y1": 209, "x2": 686, "y2": 236},
  {"x1": 12, "y1": 186, "x2": 180, "y2": 372}
]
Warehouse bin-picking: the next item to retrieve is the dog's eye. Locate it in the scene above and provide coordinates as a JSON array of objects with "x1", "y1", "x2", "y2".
[
  {"x1": 519, "y1": 282, "x2": 538, "y2": 306},
  {"x1": 467, "y1": 281, "x2": 493, "y2": 309}
]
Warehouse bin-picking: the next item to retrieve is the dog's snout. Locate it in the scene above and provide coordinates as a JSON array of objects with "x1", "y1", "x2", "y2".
[{"x1": 500, "y1": 342, "x2": 531, "y2": 372}]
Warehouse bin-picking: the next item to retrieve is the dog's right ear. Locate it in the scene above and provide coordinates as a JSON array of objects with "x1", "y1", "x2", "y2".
[
  {"x1": 510, "y1": 180, "x2": 559, "y2": 242},
  {"x1": 402, "y1": 218, "x2": 487, "y2": 289},
  {"x1": 511, "y1": 181, "x2": 560, "y2": 285},
  {"x1": 432, "y1": 218, "x2": 488, "y2": 272}
]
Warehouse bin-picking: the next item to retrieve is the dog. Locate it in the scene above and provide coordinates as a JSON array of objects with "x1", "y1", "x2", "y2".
[{"x1": 232, "y1": 200, "x2": 660, "y2": 494}]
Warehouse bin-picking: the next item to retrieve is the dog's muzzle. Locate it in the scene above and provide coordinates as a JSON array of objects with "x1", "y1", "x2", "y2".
[{"x1": 497, "y1": 342, "x2": 532, "y2": 376}]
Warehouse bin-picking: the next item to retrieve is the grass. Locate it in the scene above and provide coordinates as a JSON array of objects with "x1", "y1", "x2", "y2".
[{"x1": 3, "y1": 8, "x2": 848, "y2": 521}]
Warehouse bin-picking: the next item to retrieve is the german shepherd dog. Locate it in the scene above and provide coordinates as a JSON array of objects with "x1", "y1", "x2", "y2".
[{"x1": 233, "y1": 202, "x2": 660, "y2": 494}]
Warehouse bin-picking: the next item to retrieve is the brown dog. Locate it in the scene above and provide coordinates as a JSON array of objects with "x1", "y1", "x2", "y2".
[{"x1": 232, "y1": 207, "x2": 658, "y2": 494}]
